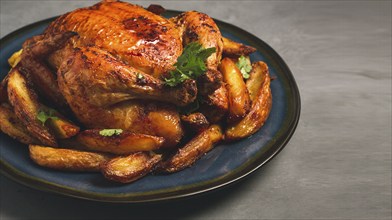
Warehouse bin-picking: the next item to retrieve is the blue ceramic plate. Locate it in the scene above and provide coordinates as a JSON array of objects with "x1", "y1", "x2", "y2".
[{"x1": 0, "y1": 10, "x2": 300, "y2": 202}]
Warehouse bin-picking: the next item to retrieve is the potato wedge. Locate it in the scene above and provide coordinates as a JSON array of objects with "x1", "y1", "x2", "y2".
[
  {"x1": 101, "y1": 152, "x2": 162, "y2": 183},
  {"x1": 46, "y1": 117, "x2": 80, "y2": 139},
  {"x1": 158, "y1": 124, "x2": 223, "y2": 173},
  {"x1": 0, "y1": 103, "x2": 39, "y2": 144},
  {"x1": 8, "y1": 49, "x2": 23, "y2": 68},
  {"x1": 39, "y1": 106, "x2": 80, "y2": 139},
  {"x1": 225, "y1": 66, "x2": 272, "y2": 141},
  {"x1": 29, "y1": 145, "x2": 113, "y2": 171},
  {"x1": 222, "y1": 37, "x2": 256, "y2": 57},
  {"x1": 219, "y1": 58, "x2": 251, "y2": 121},
  {"x1": 246, "y1": 61, "x2": 269, "y2": 102},
  {"x1": 7, "y1": 67, "x2": 57, "y2": 146},
  {"x1": 77, "y1": 129, "x2": 164, "y2": 154}
]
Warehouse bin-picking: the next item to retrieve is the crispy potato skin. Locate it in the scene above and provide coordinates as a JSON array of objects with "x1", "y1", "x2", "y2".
[
  {"x1": 246, "y1": 61, "x2": 269, "y2": 103},
  {"x1": 29, "y1": 145, "x2": 113, "y2": 171},
  {"x1": 77, "y1": 129, "x2": 164, "y2": 154},
  {"x1": 219, "y1": 58, "x2": 251, "y2": 122},
  {"x1": 222, "y1": 37, "x2": 256, "y2": 57},
  {"x1": 0, "y1": 103, "x2": 39, "y2": 144},
  {"x1": 225, "y1": 65, "x2": 272, "y2": 141},
  {"x1": 101, "y1": 152, "x2": 162, "y2": 183},
  {"x1": 158, "y1": 125, "x2": 223, "y2": 173},
  {"x1": 7, "y1": 67, "x2": 57, "y2": 146}
]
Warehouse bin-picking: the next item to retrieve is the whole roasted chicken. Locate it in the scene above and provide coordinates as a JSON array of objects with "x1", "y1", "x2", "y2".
[
  {"x1": 22, "y1": 0, "x2": 227, "y2": 147},
  {"x1": 0, "y1": 0, "x2": 272, "y2": 183}
]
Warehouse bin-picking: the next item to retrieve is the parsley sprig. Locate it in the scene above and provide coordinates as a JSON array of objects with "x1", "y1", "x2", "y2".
[
  {"x1": 99, "y1": 129, "x2": 123, "y2": 137},
  {"x1": 236, "y1": 55, "x2": 252, "y2": 79},
  {"x1": 37, "y1": 108, "x2": 59, "y2": 125},
  {"x1": 165, "y1": 42, "x2": 216, "y2": 87}
]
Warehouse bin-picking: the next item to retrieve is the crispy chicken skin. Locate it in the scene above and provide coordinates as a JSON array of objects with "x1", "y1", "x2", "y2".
[{"x1": 45, "y1": 0, "x2": 183, "y2": 78}]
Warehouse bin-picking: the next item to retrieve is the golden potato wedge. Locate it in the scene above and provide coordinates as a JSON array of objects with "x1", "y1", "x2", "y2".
[
  {"x1": 181, "y1": 112, "x2": 210, "y2": 133},
  {"x1": 77, "y1": 129, "x2": 165, "y2": 154},
  {"x1": 219, "y1": 58, "x2": 251, "y2": 122},
  {"x1": 0, "y1": 103, "x2": 39, "y2": 144},
  {"x1": 29, "y1": 145, "x2": 113, "y2": 171},
  {"x1": 246, "y1": 61, "x2": 269, "y2": 102},
  {"x1": 8, "y1": 49, "x2": 23, "y2": 68},
  {"x1": 39, "y1": 106, "x2": 80, "y2": 139},
  {"x1": 225, "y1": 66, "x2": 272, "y2": 141},
  {"x1": 101, "y1": 152, "x2": 162, "y2": 183},
  {"x1": 222, "y1": 37, "x2": 256, "y2": 57},
  {"x1": 46, "y1": 117, "x2": 80, "y2": 139},
  {"x1": 158, "y1": 124, "x2": 223, "y2": 173},
  {"x1": 7, "y1": 68, "x2": 57, "y2": 146}
]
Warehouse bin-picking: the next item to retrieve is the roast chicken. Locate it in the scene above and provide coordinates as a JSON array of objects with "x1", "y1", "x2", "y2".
[
  {"x1": 19, "y1": 0, "x2": 226, "y2": 147},
  {"x1": 1, "y1": 0, "x2": 273, "y2": 183}
]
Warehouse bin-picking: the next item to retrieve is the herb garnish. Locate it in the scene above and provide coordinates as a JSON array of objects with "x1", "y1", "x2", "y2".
[
  {"x1": 37, "y1": 108, "x2": 59, "y2": 125},
  {"x1": 99, "y1": 129, "x2": 123, "y2": 137},
  {"x1": 165, "y1": 42, "x2": 216, "y2": 87},
  {"x1": 236, "y1": 55, "x2": 252, "y2": 79}
]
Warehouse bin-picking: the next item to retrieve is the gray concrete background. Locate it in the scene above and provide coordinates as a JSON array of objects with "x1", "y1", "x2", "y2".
[{"x1": 0, "y1": 0, "x2": 391, "y2": 219}]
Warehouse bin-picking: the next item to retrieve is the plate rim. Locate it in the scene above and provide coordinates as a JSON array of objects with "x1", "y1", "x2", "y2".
[{"x1": 0, "y1": 10, "x2": 301, "y2": 203}]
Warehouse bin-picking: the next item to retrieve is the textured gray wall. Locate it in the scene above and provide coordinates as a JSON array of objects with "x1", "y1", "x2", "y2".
[{"x1": 0, "y1": 0, "x2": 391, "y2": 219}]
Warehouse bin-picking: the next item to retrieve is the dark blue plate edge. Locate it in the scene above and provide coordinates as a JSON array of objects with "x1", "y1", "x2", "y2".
[{"x1": 0, "y1": 11, "x2": 301, "y2": 203}]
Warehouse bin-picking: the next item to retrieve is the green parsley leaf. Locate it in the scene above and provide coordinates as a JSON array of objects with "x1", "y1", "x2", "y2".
[
  {"x1": 236, "y1": 55, "x2": 252, "y2": 79},
  {"x1": 165, "y1": 42, "x2": 216, "y2": 87},
  {"x1": 36, "y1": 109, "x2": 59, "y2": 125},
  {"x1": 136, "y1": 73, "x2": 144, "y2": 80},
  {"x1": 99, "y1": 129, "x2": 123, "y2": 137}
]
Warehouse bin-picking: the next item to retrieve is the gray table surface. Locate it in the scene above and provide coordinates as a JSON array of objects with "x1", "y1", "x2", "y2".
[{"x1": 0, "y1": 0, "x2": 391, "y2": 219}]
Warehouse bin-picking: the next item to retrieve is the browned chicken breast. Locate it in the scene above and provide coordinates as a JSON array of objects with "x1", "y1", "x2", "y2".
[{"x1": 45, "y1": 0, "x2": 183, "y2": 78}]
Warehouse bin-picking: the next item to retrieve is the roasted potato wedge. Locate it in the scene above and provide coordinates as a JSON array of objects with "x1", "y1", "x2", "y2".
[
  {"x1": 77, "y1": 129, "x2": 165, "y2": 154},
  {"x1": 29, "y1": 145, "x2": 113, "y2": 171},
  {"x1": 246, "y1": 61, "x2": 269, "y2": 102},
  {"x1": 46, "y1": 117, "x2": 80, "y2": 139},
  {"x1": 8, "y1": 49, "x2": 23, "y2": 68},
  {"x1": 181, "y1": 112, "x2": 210, "y2": 133},
  {"x1": 158, "y1": 124, "x2": 223, "y2": 173},
  {"x1": 219, "y1": 58, "x2": 251, "y2": 122},
  {"x1": 225, "y1": 65, "x2": 272, "y2": 141},
  {"x1": 0, "y1": 103, "x2": 39, "y2": 144},
  {"x1": 39, "y1": 105, "x2": 80, "y2": 139},
  {"x1": 101, "y1": 152, "x2": 162, "y2": 183},
  {"x1": 7, "y1": 67, "x2": 57, "y2": 146},
  {"x1": 222, "y1": 37, "x2": 256, "y2": 57}
]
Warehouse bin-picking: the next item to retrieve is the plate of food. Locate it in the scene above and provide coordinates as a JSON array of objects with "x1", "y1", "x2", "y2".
[{"x1": 0, "y1": 0, "x2": 300, "y2": 202}]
